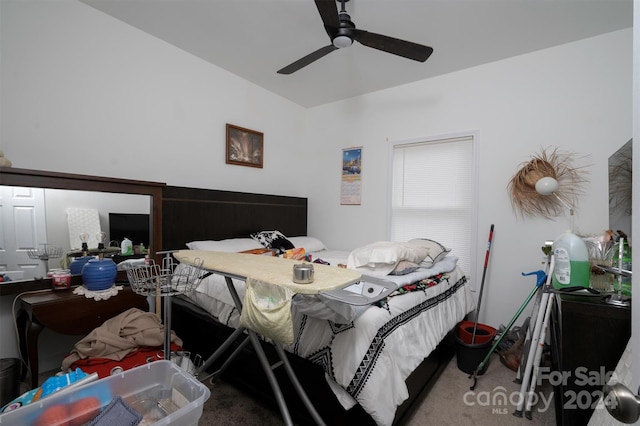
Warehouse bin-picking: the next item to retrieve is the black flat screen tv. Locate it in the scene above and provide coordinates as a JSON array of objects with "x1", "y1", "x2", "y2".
[{"x1": 108, "y1": 213, "x2": 150, "y2": 247}]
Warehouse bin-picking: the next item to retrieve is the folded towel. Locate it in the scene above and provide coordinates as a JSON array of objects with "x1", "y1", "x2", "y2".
[{"x1": 88, "y1": 396, "x2": 142, "y2": 426}]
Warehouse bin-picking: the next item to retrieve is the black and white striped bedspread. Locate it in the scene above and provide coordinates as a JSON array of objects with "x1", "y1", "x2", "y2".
[
  {"x1": 185, "y1": 265, "x2": 474, "y2": 426},
  {"x1": 296, "y1": 268, "x2": 473, "y2": 426}
]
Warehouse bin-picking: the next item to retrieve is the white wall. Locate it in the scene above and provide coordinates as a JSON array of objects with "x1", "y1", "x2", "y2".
[
  {"x1": 0, "y1": 1, "x2": 633, "y2": 368},
  {"x1": 305, "y1": 29, "x2": 632, "y2": 328},
  {"x1": 0, "y1": 0, "x2": 309, "y2": 197},
  {"x1": 0, "y1": 0, "x2": 312, "y2": 372}
]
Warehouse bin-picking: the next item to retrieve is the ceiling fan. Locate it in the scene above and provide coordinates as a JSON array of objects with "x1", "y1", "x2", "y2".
[{"x1": 277, "y1": 0, "x2": 433, "y2": 75}]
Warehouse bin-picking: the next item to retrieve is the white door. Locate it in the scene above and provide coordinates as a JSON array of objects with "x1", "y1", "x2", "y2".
[
  {"x1": 0, "y1": 186, "x2": 47, "y2": 279},
  {"x1": 632, "y1": 0, "x2": 639, "y2": 421},
  {"x1": 600, "y1": 2, "x2": 639, "y2": 423}
]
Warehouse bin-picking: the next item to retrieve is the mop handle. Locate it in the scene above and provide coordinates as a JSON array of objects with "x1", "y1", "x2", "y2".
[
  {"x1": 472, "y1": 224, "x2": 494, "y2": 342},
  {"x1": 469, "y1": 283, "x2": 540, "y2": 390},
  {"x1": 483, "y1": 225, "x2": 495, "y2": 269}
]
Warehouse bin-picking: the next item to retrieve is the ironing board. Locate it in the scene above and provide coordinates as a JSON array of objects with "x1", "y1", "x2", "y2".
[
  {"x1": 175, "y1": 250, "x2": 362, "y2": 292},
  {"x1": 173, "y1": 249, "x2": 394, "y2": 425}
]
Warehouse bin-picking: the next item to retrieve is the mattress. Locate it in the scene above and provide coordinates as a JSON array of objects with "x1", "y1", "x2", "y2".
[{"x1": 180, "y1": 249, "x2": 474, "y2": 426}]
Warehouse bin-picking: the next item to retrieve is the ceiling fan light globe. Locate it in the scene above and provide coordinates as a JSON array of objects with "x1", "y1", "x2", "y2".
[
  {"x1": 333, "y1": 35, "x2": 352, "y2": 48},
  {"x1": 535, "y1": 176, "x2": 559, "y2": 196}
]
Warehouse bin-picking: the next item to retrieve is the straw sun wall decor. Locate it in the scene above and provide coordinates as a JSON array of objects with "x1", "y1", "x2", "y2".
[{"x1": 507, "y1": 147, "x2": 590, "y2": 219}]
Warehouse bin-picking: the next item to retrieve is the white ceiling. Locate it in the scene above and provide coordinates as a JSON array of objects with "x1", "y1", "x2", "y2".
[{"x1": 82, "y1": 0, "x2": 633, "y2": 108}]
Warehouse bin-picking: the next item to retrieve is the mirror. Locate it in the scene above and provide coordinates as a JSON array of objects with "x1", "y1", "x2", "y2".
[
  {"x1": 1, "y1": 187, "x2": 151, "y2": 280},
  {"x1": 609, "y1": 138, "x2": 632, "y2": 242},
  {"x1": 0, "y1": 167, "x2": 164, "y2": 294}
]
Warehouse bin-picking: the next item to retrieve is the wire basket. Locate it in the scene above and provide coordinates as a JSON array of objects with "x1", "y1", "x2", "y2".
[
  {"x1": 27, "y1": 244, "x2": 63, "y2": 261},
  {"x1": 126, "y1": 255, "x2": 205, "y2": 297}
]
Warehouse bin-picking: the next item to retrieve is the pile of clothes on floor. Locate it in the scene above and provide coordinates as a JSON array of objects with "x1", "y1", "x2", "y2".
[
  {"x1": 62, "y1": 307, "x2": 183, "y2": 378},
  {"x1": 1, "y1": 308, "x2": 185, "y2": 420}
]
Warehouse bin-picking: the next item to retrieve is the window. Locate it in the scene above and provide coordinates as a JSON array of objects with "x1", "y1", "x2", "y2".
[{"x1": 388, "y1": 133, "x2": 476, "y2": 276}]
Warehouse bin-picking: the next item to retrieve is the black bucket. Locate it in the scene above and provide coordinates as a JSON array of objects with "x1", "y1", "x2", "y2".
[
  {"x1": 0, "y1": 358, "x2": 21, "y2": 408},
  {"x1": 455, "y1": 326, "x2": 494, "y2": 375}
]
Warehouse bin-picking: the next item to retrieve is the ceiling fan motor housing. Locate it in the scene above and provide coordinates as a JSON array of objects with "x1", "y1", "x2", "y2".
[{"x1": 333, "y1": 13, "x2": 355, "y2": 47}]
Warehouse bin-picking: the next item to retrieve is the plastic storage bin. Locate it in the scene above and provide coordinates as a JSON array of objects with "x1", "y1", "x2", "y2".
[{"x1": 0, "y1": 360, "x2": 210, "y2": 426}]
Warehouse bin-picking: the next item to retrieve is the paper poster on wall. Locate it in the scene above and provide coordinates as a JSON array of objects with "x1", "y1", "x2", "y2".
[{"x1": 341, "y1": 147, "x2": 362, "y2": 205}]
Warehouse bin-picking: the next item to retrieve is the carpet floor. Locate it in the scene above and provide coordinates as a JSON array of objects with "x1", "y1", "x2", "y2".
[
  {"x1": 28, "y1": 352, "x2": 557, "y2": 425},
  {"x1": 196, "y1": 352, "x2": 557, "y2": 425}
]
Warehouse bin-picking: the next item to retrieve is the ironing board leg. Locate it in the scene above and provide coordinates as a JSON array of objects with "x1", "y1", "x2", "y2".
[
  {"x1": 246, "y1": 329, "x2": 294, "y2": 426},
  {"x1": 198, "y1": 334, "x2": 251, "y2": 382},
  {"x1": 273, "y1": 343, "x2": 327, "y2": 426},
  {"x1": 196, "y1": 327, "x2": 247, "y2": 376},
  {"x1": 163, "y1": 295, "x2": 172, "y2": 360}
]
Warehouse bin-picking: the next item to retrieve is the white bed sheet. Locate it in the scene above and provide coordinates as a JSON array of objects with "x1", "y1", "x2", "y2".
[{"x1": 181, "y1": 249, "x2": 474, "y2": 426}]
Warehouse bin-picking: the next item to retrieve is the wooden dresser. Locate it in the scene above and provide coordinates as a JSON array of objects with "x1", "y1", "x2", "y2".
[{"x1": 549, "y1": 293, "x2": 631, "y2": 425}]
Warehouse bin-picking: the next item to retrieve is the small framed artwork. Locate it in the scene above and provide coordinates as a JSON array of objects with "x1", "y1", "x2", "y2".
[
  {"x1": 341, "y1": 146, "x2": 362, "y2": 205},
  {"x1": 226, "y1": 123, "x2": 264, "y2": 168}
]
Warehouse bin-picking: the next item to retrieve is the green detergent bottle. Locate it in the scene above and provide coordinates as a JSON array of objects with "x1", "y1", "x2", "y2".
[{"x1": 552, "y1": 230, "x2": 590, "y2": 289}]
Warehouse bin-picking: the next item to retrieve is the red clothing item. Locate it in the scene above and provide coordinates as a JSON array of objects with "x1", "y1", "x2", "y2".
[
  {"x1": 69, "y1": 343, "x2": 183, "y2": 378},
  {"x1": 62, "y1": 308, "x2": 183, "y2": 371}
]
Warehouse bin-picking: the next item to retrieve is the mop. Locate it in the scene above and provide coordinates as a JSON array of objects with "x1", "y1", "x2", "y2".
[
  {"x1": 469, "y1": 268, "x2": 548, "y2": 391},
  {"x1": 470, "y1": 224, "x2": 494, "y2": 343}
]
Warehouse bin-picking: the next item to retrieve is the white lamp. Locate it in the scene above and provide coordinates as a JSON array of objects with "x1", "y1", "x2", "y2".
[
  {"x1": 534, "y1": 176, "x2": 575, "y2": 229},
  {"x1": 534, "y1": 176, "x2": 574, "y2": 212},
  {"x1": 333, "y1": 35, "x2": 352, "y2": 48},
  {"x1": 534, "y1": 176, "x2": 558, "y2": 195}
]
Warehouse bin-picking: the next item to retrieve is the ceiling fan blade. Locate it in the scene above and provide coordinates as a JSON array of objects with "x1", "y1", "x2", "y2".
[
  {"x1": 314, "y1": 0, "x2": 340, "y2": 31},
  {"x1": 277, "y1": 45, "x2": 338, "y2": 75},
  {"x1": 353, "y1": 30, "x2": 433, "y2": 62}
]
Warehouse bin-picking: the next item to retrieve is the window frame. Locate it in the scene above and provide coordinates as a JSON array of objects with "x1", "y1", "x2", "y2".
[{"x1": 386, "y1": 130, "x2": 480, "y2": 284}]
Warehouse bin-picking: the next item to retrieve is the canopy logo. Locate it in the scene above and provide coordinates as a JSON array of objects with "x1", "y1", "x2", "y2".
[{"x1": 462, "y1": 387, "x2": 553, "y2": 414}]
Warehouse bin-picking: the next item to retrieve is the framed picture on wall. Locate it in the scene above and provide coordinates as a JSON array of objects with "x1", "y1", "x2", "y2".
[
  {"x1": 341, "y1": 146, "x2": 362, "y2": 205},
  {"x1": 226, "y1": 123, "x2": 264, "y2": 168}
]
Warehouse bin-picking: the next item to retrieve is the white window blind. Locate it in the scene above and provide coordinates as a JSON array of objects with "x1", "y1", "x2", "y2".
[{"x1": 390, "y1": 135, "x2": 474, "y2": 275}]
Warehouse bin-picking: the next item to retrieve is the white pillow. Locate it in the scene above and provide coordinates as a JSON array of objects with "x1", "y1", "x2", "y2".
[
  {"x1": 186, "y1": 238, "x2": 263, "y2": 252},
  {"x1": 347, "y1": 241, "x2": 430, "y2": 277},
  {"x1": 288, "y1": 236, "x2": 327, "y2": 253},
  {"x1": 390, "y1": 260, "x2": 420, "y2": 276},
  {"x1": 408, "y1": 238, "x2": 452, "y2": 268}
]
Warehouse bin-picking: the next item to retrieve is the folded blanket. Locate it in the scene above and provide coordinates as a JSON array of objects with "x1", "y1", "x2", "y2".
[
  {"x1": 375, "y1": 272, "x2": 450, "y2": 311},
  {"x1": 62, "y1": 308, "x2": 182, "y2": 370}
]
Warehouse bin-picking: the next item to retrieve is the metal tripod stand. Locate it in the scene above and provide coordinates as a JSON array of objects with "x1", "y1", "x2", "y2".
[
  {"x1": 513, "y1": 250, "x2": 555, "y2": 419},
  {"x1": 469, "y1": 244, "x2": 554, "y2": 394}
]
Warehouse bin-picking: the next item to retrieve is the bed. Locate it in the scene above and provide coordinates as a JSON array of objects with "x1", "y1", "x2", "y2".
[{"x1": 161, "y1": 185, "x2": 474, "y2": 425}]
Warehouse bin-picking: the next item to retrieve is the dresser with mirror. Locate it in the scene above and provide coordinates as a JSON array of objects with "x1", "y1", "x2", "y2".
[{"x1": 0, "y1": 167, "x2": 165, "y2": 296}]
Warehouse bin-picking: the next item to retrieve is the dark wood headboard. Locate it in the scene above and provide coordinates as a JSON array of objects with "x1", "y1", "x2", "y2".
[{"x1": 162, "y1": 185, "x2": 307, "y2": 251}]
